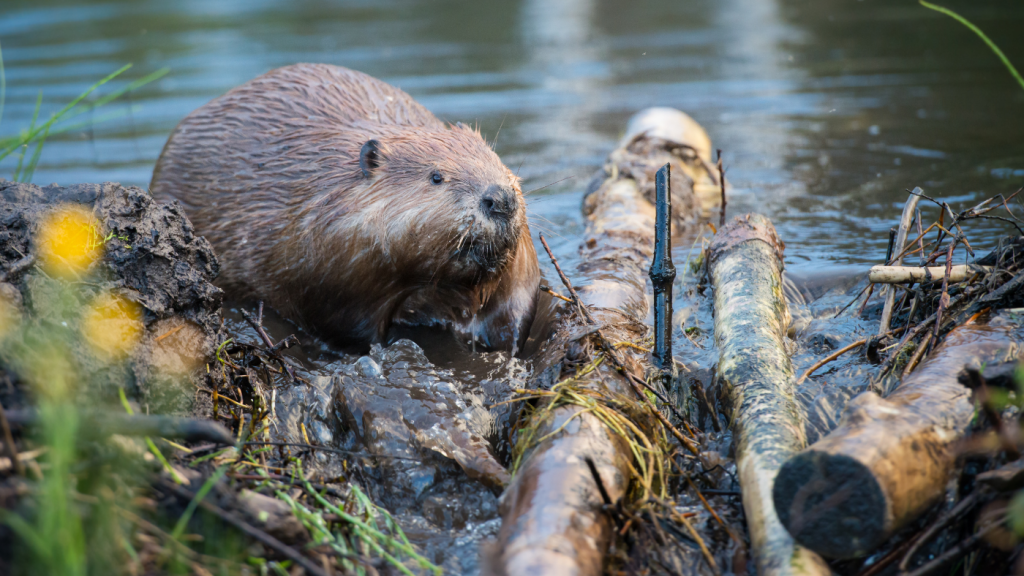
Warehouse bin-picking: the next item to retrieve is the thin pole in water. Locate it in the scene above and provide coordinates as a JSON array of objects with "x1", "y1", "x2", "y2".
[{"x1": 650, "y1": 163, "x2": 676, "y2": 386}]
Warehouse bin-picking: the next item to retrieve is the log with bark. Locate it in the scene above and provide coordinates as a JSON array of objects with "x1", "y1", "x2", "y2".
[
  {"x1": 709, "y1": 214, "x2": 831, "y2": 576},
  {"x1": 773, "y1": 323, "x2": 1020, "y2": 559},
  {"x1": 492, "y1": 108, "x2": 717, "y2": 576}
]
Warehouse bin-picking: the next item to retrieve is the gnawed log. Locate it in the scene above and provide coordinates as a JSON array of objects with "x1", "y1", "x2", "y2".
[
  {"x1": 773, "y1": 324, "x2": 1020, "y2": 559},
  {"x1": 709, "y1": 214, "x2": 829, "y2": 576},
  {"x1": 494, "y1": 108, "x2": 712, "y2": 576}
]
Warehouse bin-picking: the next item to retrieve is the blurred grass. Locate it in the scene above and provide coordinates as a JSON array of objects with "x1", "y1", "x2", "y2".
[{"x1": 0, "y1": 40, "x2": 169, "y2": 184}]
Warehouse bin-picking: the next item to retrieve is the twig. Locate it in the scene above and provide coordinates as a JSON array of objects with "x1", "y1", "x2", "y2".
[
  {"x1": 900, "y1": 331, "x2": 933, "y2": 379},
  {"x1": 797, "y1": 326, "x2": 908, "y2": 385},
  {"x1": 875, "y1": 285, "x2": 977, "y2": 381},
  {"x1": 717, "y1": 149, "x2": 726, "y2": 228},
  {"x1": 856, "y1": 282, "x2": 876, "y2": 317},
  {"x1": 240, "y1": 307, "x2": 298, "y2": 383},
  {"x1": 879, "y1": 189, "x2": 921, "y2": 334},
  {"x1": 0, "y1": 399, "x2": 23, "y2": 476},
  {"x1": 933, "y1": 240, "x2": 956, "y2": 341},
  {"x1": 898, "y1": 492, "x2": 980, "y2": 571},
  {"x1": 539, "y1": 234, "x2": 596, "y2": 325},
  {"x1": 899, "y1": 513, "x2": 1000, "y2": 576},
  {"x1": 833, "y1": 281, "x2": 871, "y2": 319},
  {"x1": 675, "y1": 506, "x2": 720, "y2": 575},
  {"x1": 160, "y1": 479, "x2": 329, "y2": 576},
  {"x1": 540, "y1": 285, "x2": 572, "y2": 303},
  {"x1": 681, "y1": 327, "x2": 705, "y2": 350},
  {"x1": 795, "y1": 339, "x2": 867, "y2": 386},
  {"x1": 856, "y1": 534, "x2": 918, "y2": 576}
]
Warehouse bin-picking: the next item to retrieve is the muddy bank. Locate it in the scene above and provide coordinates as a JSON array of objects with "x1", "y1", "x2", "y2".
[{"x1": 0, "y1": 180, "x2": 223, "y2": 413}]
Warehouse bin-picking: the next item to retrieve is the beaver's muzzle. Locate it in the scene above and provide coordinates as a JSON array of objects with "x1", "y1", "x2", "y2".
[{"x1": 480, "y1": 184, "x2": 518, "y2": 223}]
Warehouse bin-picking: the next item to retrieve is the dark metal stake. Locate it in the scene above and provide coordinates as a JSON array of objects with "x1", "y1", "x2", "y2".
[{"x1": 650, "y1": 163, "x2": 676, "y2": 386}]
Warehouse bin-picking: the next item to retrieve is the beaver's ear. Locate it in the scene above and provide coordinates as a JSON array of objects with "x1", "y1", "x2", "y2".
[{"x1": 359, "y1": 139, "x2": 382, "y2": 178}]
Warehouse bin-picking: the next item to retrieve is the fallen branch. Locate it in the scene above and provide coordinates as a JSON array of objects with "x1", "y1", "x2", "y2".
[
  {"x1": 709, "y1": 213, "x2": 829, "y2": 576},
  {"x1": 774, "y1": 323, "x2": 1018, "y2": 559}
]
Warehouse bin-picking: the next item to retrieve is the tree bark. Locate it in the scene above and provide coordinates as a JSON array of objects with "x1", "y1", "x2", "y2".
[
  {"x1": 773, "y1": 324, "x2": 1019, "y2": 559},
  {"x1": 709, "y1": 213, "x2": 830, "y2": 576}
]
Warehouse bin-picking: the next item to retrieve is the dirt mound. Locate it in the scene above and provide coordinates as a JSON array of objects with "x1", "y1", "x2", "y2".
[{"x1": 0, "y1": 180, "x2": 223, "y2": 412}]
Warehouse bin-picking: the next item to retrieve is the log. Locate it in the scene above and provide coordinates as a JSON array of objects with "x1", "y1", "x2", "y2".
[
  {"x1": 773, "y1": 324, "x2": 1019, "y2": 559},
  {"x1": 868, "y1": 264, "x2": 991, "y2": 284},
  {"x1": 709, "y1": 214, "x2": 830, "y2": 576},
  {"x1": 494, "y1": 108, "x2": 711, "y2": 576}
]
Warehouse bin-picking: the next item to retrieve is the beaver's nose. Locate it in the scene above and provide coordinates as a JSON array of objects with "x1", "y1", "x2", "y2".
[{"x1": 480, "y1": 185, "x2": 517, "y2": 220}]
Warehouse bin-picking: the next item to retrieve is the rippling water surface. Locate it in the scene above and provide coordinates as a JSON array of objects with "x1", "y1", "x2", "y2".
[{"x1": 2, "y1": 0, "x2": 1023, "y2": 272}]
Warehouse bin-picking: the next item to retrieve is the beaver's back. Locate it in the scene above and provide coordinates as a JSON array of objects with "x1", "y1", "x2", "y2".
[{"x1": 150, "y1": 64, "x2": 444, "y2": 297}]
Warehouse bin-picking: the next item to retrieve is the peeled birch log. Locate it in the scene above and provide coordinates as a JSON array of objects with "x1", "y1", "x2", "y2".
[
  {"x1": 868, "y1": 264, "x2": 991, "y2": 284},
  {"x1": 494, "y1": 108, "x2": 714, "y2": 576},
  {"x1": 709, "y1": 214, "x2": 830, "y2": 576},
  {"x1": 773, "y1": 324, "x2": 1019, "y2": 559}
]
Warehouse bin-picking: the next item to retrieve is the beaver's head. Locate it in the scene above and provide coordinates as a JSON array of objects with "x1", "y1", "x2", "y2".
[{"x1": 342, "y1": 123, "x2": 528, "y2": 286}]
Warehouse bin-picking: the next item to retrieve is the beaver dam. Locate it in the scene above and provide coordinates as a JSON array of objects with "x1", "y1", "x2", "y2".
[{"x1": 1, "y1": 100, "x2": 1024, "y2": 576}]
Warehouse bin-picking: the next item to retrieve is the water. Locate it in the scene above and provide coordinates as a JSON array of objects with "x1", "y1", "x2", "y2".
[{"x1": 1, "y1": 0, "x2": 1022, "y2": 275}]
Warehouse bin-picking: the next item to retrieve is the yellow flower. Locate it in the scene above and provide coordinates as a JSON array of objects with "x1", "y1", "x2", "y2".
[
  {"x1": 38, "y1": 204, "x2": 102, "y2": 279},
  {"x1": 81, "y1": 292, "x2": 144, "y2": 361}
]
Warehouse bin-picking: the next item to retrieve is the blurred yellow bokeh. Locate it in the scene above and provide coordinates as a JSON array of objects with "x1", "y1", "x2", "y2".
[
  {"x1": 82, "y1": 292, "x2": 144, "y2": 361},
  {"x1": 38, "y1": 204, "x2": 102, "y2": 279}
]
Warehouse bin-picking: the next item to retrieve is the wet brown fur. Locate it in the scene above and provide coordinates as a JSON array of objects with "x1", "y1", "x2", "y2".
[{"x1": 151, "y1": 64, "x2": 539, "y2": 351}]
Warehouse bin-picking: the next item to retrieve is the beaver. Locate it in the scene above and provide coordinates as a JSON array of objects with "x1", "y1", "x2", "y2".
[{"x1": 150, "y1": 64, "x2": 540, "y2": 352}]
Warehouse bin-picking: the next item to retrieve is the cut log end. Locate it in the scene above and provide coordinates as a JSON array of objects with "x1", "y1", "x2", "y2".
[{"x1": 773, "y1": 451, "x2": 889, "y2": 559}]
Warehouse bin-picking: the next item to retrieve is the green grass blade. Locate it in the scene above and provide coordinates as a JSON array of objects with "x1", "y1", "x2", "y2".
[
  {"x1": 171, "y1": 463, "x2": 230, "y2": 541},
  {"x1": 919, "y1": 1, "x2": 1024, "y2": 92},
  {"x1": 80, "y1": 67, "x2": 169, "y2": 113},
  {"x1": 46, "y1": 67, "x2": 170, "y2": 132},
  {"x1": 0, "y1": 510, "x2": 49, "y2": 561},
  {"x1": 12, "y1": 92, "x2": 42, "y2": 181},
  {"x1": 0, "y1": 63, "x2": 131, "y2": 162},
  {"x1": 118, "y1": 388, "x2": 186, "y2": 483},
  {"x1": 20, "y1": 123, "x2": 49, "y2": 183}
]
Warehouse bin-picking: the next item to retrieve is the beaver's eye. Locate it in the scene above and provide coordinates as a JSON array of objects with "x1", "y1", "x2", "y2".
[{"x1": 430, "y1": 171, "x2": 444, "y2": 185}]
